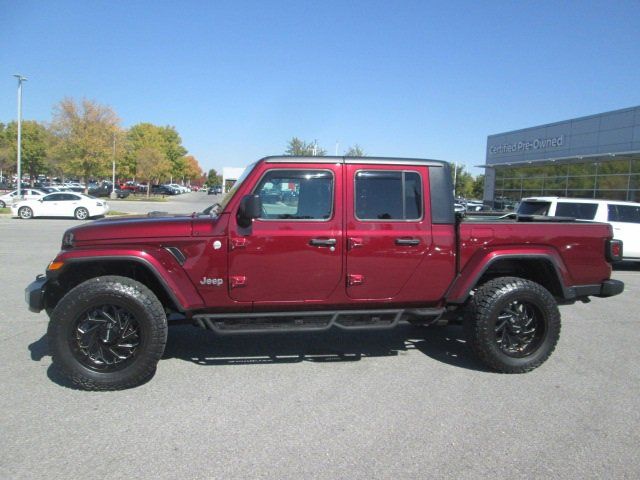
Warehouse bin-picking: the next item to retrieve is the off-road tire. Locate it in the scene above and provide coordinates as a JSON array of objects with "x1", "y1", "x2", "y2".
[
  {"x1": 464, "y1": 276, "x2": 561, "y2": 373},
  {"x1": 48, "y1": 276, "x2": 168, "y2": 390},
  {"x1": 18, "y1": 206, "x2": 33, "y2": 219},
  {"x1": 74, "y1": 207, "x2": 89, "y2": 220}
]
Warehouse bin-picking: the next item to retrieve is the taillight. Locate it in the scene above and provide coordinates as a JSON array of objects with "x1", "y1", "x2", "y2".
[{"x1": 606, "y1": 239, "x2": 623, "y2": 262}]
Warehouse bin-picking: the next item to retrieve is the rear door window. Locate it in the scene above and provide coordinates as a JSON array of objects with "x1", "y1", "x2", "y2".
[
  {"x1": 608, "y1": 204, "x2": 640, "y2": 223},
  {"x1": 355, "y1": 171, "x2": 422, "y2": 221},
  {"x1": 555, "y1": 202, "x2": 598, "y2": 220}
]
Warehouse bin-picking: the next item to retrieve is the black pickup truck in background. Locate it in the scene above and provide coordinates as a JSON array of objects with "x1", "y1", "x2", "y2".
[{"x1": 88, "y1": 182, "x2": 130, "y2": 198}]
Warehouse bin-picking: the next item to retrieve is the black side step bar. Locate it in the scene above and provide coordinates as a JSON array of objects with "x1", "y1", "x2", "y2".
[{"x1": 193, "y1": 308, "x2": 444, "y2": 334}]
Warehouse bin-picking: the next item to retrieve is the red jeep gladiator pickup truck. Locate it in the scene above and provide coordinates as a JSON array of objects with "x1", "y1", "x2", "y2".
[{"x1": 25, "y1": 156, "x2": 624, "y2": 390}]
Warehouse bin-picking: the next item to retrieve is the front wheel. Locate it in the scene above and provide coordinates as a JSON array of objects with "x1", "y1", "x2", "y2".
[
  {"x1": 0, "y1": 200, "x2": 6, "y2": 208},
  {"x1": 464, "y1": 277, "x2": 561, "y2": 373},
  {"x1": 18, "y1": 206, "x2": 33, "y2": 219},
  {"x1": 48, "y1": 276, "x2": 168, "y2": 390},
  {"x1": 74, "y1": 207, "x2": 89, "y2": 220}
]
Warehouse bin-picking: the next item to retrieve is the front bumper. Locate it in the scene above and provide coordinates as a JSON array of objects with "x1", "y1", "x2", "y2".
[{"x1": 25, "y1": 275, "x2": 47, "y2": 313}]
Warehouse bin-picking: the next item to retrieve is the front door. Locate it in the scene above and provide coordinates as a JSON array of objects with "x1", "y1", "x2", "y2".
[
  {"x1": 228, "y1": 164, "x2": 343, "y2": 303},
  {"x1": 345, "y1": 165, "x2": 432, "y2": 300}
]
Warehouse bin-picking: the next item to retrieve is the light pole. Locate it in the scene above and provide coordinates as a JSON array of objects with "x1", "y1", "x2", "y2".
[
  {"x1": 13, "y1": 74, "x2": 27, "y2": 199},
  {"x1": 110, "y1": 133, "x2": 117, "y2": 199}
]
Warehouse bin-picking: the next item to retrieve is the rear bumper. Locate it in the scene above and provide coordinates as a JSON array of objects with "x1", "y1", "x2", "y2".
[
  {"x1": 25, "y1": 275, "x2": 47, "y2": 313},
  {"x1": 571, "y1": 279, "x2": 625, "y2": 299},
  {"x1": 597, "y1": 279, "x2": 625, "y2": 297}
]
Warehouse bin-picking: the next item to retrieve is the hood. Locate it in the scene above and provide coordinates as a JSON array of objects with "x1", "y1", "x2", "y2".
[{"x1": 67, "y1": 212, "x2": 202, "y2": 244}]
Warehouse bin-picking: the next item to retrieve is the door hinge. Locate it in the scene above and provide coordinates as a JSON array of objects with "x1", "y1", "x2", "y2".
[
  {"x1": 230, "y1": 237, "x2": 248, "y2": 250},
  {"x1": 348, "y1": 237, "x2": 363, "y2": 250},
  {"x1": 347, "y1": 274, "x2": 364, "y2": 286},
  {"x1": 230, "y1": 275, "x2": 247, "y2": 288}
]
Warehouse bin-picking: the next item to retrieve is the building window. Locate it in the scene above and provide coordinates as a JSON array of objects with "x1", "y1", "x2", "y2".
[{"x1": 493, "y1": 157, "x2": 640, "y2": 204}]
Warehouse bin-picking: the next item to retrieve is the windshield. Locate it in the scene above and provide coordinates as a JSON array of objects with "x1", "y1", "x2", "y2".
[
  {"x1": 217, "y1": 161, "x2": 257, "y2": 212},
  {"x1": 517, "y1": 200, "x2": 551, "y2": 216}
]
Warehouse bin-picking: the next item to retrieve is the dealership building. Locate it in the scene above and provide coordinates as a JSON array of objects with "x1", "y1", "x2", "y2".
[{"x1": 483, "y1": 106, "x2": 640, "y2": 205}]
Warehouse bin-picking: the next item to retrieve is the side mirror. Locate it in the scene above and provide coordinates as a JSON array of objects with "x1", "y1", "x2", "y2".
[{"x1": 237, "y1": 194, "x2": 262, "y2": 228}]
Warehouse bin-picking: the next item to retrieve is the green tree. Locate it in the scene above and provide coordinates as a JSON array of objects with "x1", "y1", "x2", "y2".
[
  {"x1": 5, "y1": 121, "x2": 50, "y2": 186},
  {"x1": 124, "y1": 123, "x2": 166, "y2": 180},
  {"x1": 451, "y1": 163, "x2": 475, "y2": 198},
  {"x1": 125, "y1": 123, "x2": 187, "y2": 182},
  {"x1": 207, "y1": 168, "x2": 222, "y2": 186},
  {"x1": 0, "y1": 123, "x2": 12, "y2": 183},
  {"x1": 50, "y1": 98, "x2": 121, "y2": 186},
  {"x1": 159, "y1": 126, "x2": 188, "y2": 181},
  {"x1": 285, "y1": 137, "x2": 326, "y2": 156},
  {"x1": 344, "y1": 145, "x2": 365, "y2": 157},
  {"x1": 472, "y1": 174, "x2": 485, "y2": 199},
  {"x1": 135, "y1": 147, "x2": 171, "y2": 197}
]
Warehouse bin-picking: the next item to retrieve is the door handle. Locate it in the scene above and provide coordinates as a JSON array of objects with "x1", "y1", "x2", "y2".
[
  {"x1": 395, "y1": 238, "x2": 420, "y2": 246},
  {"x1": 309, "y1": 238, "x2": 337, "y2": 247}
]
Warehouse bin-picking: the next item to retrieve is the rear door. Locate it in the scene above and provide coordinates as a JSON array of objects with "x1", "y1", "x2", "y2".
[
  {"x1": 607, "y1": 203, "x2": 640, "y2": 259},
  {"x1": 345, "y1": 164, "x2": 432, "y2": 300},
  {"x1": 228, "y1": 163, "x2": 343, "y2": 303}
]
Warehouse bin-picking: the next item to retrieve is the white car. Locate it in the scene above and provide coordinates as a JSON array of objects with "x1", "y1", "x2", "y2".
[
  {"x1": 169, "y1": 183, "x2": 188, "y2": 194},
  {"x1": 11, "y1": 192, "x2": 109, "y2": 220},
  {"x1": 0, "y1": 188, "x2": 46, "y2": 208},
  {"x1": 518, "y1": 196, "x2": 640, "y2": 261}
]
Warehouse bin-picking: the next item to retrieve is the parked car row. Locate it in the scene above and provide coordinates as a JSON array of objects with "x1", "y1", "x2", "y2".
[
  {"x1": 116, "y1": 182, "x2": 196, "y2": 195},
  {"x1": 87, "y1": 182, "x2": 130, "y2": 198}
]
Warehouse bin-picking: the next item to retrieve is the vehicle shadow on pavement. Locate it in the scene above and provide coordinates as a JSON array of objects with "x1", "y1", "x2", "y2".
[
  {"x1": 28, "y1": 335, "x2": 79, "y2": 389},
  {"x1": 26, "y1": 324, "x2": 487, "y2": 389},
  {"x1": 162, "y1": 323, "x2": 488, "y2": 372}
]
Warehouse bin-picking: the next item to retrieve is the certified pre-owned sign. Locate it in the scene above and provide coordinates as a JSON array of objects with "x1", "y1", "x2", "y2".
[{"x1": 490, "y1": 135, "x2": 565, "y2": 156}]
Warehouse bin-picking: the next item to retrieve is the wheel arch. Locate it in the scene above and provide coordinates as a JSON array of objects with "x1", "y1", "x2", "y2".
[
  {"x1": 447, "y1": 253, "x2": 570, "y2": 304},
  {"x1": 45, "y1": 257, "x2": 186, "y2": 314}
]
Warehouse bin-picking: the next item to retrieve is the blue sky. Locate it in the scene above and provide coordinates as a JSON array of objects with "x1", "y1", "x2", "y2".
[{"x1": 1, "y1": 0, "x2": 639, "y2": 174}]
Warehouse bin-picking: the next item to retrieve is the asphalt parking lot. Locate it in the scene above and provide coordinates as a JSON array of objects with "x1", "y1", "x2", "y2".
[{"x1": 1, "y1": 195, "x2": 639, "y2": 479}]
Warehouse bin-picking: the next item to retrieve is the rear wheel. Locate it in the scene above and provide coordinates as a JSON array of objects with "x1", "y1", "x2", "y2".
[
  {"x1": 18, "y1": 206, "x2": 33, "y2": 219},
  {"x1": 464, "y1": 277, "x2": 560, "y2": 373},
  {"x1": 0, "y1": 200, "x2": 6, "y2": 208},
  {"x1": 74, "y1": 207, "x2": 89, "y2": 220},
  {"x1": 48, "y1": 276, "x2": 168, "y2": 390}
]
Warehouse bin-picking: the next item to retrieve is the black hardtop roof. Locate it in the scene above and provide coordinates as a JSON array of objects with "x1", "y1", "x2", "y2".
[{"x1": 262, "y1": 155, "x2": 448, "y2": 167}]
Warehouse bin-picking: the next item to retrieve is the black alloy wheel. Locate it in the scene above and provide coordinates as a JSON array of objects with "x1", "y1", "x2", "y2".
[
  {"x1": 48, "y1": 276, "x2": 167, "y2": 390},
  {"x1": 71, "y1": 304, "x2": 141, "y2": 372},
  {"x1": 493, "y1": 299, "x2": 545, "y2": 357},
  {"x1": 465, "y1": 276, "x2": 561, "y2": 373}
]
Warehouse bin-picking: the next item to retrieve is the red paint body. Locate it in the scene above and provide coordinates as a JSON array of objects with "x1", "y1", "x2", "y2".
[{"x1": 54, "y1": 157, "x2": 615, "y2": 314}]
